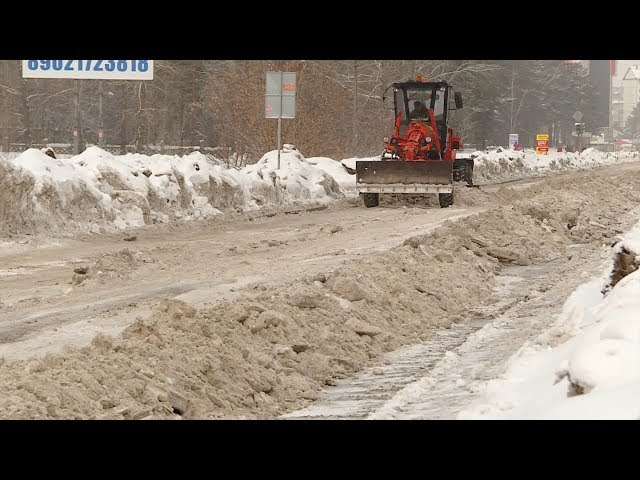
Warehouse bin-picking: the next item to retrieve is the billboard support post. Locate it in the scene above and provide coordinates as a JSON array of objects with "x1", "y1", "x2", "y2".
[
  {"x1": 98, "y1": 80, "x2": 104, "y2": 147},
  {"x1": 74, "y1": 80, "x2": 80, "y2": 155}
]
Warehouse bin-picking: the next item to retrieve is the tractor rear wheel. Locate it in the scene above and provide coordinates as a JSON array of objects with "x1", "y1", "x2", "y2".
[
  {"x1": 463, "y1": 162, "x2": 474, "y2": 186},
  {"x1": 439, "y1": 192, "x2": 453, "y2": 208},
  {"x1": 363, "y1": 193, "x2": 380, "y2": 208},
  {"x1": 454, "y1": 159, "x2": 474, "y2": 186}
]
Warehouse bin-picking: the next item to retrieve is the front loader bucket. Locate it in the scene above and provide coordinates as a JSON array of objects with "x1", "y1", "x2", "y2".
[{"x1": 356, "y1": 160, "x2": 453, "y2": 192}]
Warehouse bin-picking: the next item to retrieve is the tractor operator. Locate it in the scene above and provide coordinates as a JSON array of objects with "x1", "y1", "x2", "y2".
[{"x1": 410, "y1": 100, "x2": 428, "y2": 119}]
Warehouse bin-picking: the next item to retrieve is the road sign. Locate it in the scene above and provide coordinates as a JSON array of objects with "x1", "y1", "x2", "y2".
[
  {"x1": 265, "y1": 71, "x2": 296, "y2": 119},
  {"x1": 536, "y1": 133, "x2": 549, "y2": 155},
  {"x1": 266, "y1": 71, "x2": 297, "y2": 170},
  {"x1": 573, "y1": 111, "x2": 583, "y2": 122},
  {"x1": 22, "y1": 60, "x2": 154, "y2": 80}
]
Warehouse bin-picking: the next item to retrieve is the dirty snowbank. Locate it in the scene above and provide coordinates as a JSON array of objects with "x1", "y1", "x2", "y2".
[
  {"x1": 330, "y1": 149, "x2": 637, "y2": 191},
  {"x1": 0, "y1": 227, "x2": 500, "y2": 418},
  {"x1": 3, "y1": 145, "x2": 636, "y2": 238},
  {"x1": 306, "y1": 156, "x2": 356, "y2": 193},
  {"x1": 460, "y1": 216, "x2": 640, "y2": 420},
  {"x1": 0, "y1": 146, "x2": 341, "y2": 237},
  {"x1": 471, "y1": 148, "x2": 638, "y2": 183},
  {"x1": 2, "y1": 172, "x2": 639, "y2": 419},
  {"x1": 242, "y1": 145, "x2": 341, "y2": 207}
]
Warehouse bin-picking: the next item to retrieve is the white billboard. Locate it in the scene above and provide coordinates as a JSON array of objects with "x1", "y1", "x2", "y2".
[
  {"x1": 509, "y1": 133, "x2": 519, "y2": 149},
  {"x1": 22, "y1": 60, "x2": 154, "y2": 80}
]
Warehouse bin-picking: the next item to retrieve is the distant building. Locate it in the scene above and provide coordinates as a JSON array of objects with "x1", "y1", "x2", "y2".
[
  {"x1": 622, "y1": 66, "x2": 640, "y2": 125},
  {"x1": 588, "y1": 60, "x2": 611, "y2": 129},
  {"x1": 612, "y1": 84, "x2": 624, "y2": 131},
  {"x1": 612, "y1": 101, "x2": 625, "y2": 131}
]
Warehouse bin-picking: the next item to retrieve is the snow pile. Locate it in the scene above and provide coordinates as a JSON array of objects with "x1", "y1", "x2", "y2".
[
  {"x1": 0, "y1": 216, "x2": 507, "y2": 418},
  {"x1": 328, "y1": 149, "x2": 636, "y2": 192},
  {"x1": 306, "y1": 157, "x2": 356, "y2": 192},
  {"x1": 3, "y1": 145, "x2": 637, "y2": 237},
  {"x1": 0, "y1": 148, "x2": 114, "y2": 235},
  {"x1": 472, "y1": 148, "x2": 638, "y2": 183},
  {"x1": 0, "y1": 146, "x2": 342, "y2": 236},
  {"x1": 460, "y1": 218, "x2": 640, "y2": 419},
  {"x1": 75, "y1": 148, "x2": 245, "y2": 225},
  {"x1": 241, "y1": 145, "x2": 341, "y2": 207},
  {"x1": 305, "y1": 155, "x2": 381, "y2": 195}
]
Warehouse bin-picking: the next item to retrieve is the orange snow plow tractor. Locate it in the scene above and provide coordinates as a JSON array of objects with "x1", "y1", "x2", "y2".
[{"x1": 356, "y1": 79, "x2": 473, "y2": 208}]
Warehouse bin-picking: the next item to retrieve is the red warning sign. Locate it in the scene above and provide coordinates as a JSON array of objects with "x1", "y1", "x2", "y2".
[{"x1": 536, "y1": 134, "x2": 549, "y2": 155}]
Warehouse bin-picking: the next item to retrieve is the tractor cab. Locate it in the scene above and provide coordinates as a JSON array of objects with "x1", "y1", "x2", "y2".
[
  {"x1": 383, "y1": 79, "x2": 463, "y2": 161},
  {"x1": 396, "y1": 81, "x2": 447, "y2": 140}
]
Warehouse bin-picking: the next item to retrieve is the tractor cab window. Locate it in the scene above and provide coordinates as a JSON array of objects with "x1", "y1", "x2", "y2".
[
  {"x1": 405, "y1": 88, "x2": 445, "y2": 126},
  {"x1": 433, "y1": 88, "x2": 445, "y2": 121},
  {"x1": 395, "y1": 88, "x2": 407, "y2": 124}
]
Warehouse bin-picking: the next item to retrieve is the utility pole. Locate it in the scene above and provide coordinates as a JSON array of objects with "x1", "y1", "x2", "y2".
[
  {"x1": 353, "y1": 60, "x2": 358, "y2": 153},
  {"x1": 98, "y1": 80, "x2": 104, "y2": 147},
  {"x1": 609, "y1": 60, "x2": 614, "y2": 130},
  {"x1": 21, "y1": 77, "x2": 32, "y2": 149},
  {"x1": 120, "y1": 81, "x2": 127, "y2": 154},
  {"x1": 73, "y1": 79, "x2": 81, "y2": 154},
  {"x1": 277, "y1": 72, "x2": 282, "y2": 170},
  {"x1": 510, "y1": 65, "x2": 515, "y2": 133}
]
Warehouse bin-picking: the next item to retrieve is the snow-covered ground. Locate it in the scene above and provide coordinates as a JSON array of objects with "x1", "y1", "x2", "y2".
[
  {"x1": 1, "y1": 147, "x2": 640, "y2": 419},
  {"x1": 460, "y1": 215, "x2": 640, "y2": 419},
  {"x1": 282, "y1": 164, "x2": 640, "y2": 420}
]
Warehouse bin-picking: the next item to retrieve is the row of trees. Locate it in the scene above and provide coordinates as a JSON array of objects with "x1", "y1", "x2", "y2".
[{"x1": 0, "y1": 60, "x2": 601, "y2": 159}]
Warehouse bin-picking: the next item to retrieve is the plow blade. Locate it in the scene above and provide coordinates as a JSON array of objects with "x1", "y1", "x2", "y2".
[{"x1": 356, "y1": 160, "x2": 453, "y2": 193}]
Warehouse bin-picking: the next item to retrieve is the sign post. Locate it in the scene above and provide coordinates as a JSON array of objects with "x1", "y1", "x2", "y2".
[
  {"x1": 535, "y1": 134, "x2": 549, "y2": 155},
  {"x1": 266, "y1": 71, "x2": 296, "y2": 170},
  {"x1": 22, "y1": 60, "x2": 154, "y2": 154},
  {"x1": 572, "y1": 112, "x2": 584, "y2": 153}
]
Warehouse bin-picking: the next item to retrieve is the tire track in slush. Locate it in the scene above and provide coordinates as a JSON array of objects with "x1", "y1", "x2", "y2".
[{"x1": 282, "y1": 259, "x2": 567, "y2": 420}]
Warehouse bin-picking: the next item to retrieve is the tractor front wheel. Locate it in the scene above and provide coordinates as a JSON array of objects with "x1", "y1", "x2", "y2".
[
  {"x1": 439, "y1": 192, "x2": 453, "y2": 208},
  {"x1": 363, "y1": 193, "x2": 380, "y2": 208}
]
